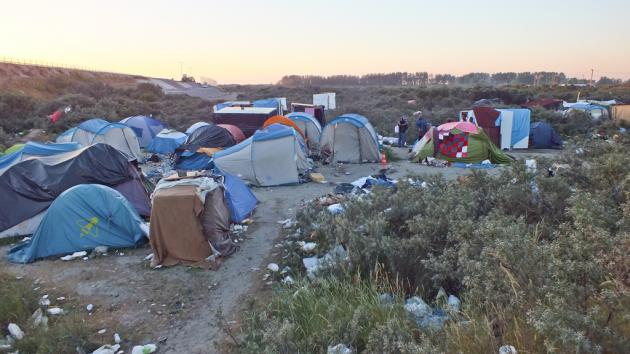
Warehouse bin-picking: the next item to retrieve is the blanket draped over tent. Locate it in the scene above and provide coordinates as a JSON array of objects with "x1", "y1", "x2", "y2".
[{"x1": 412, "y1": 123, "x2": 513, "y2": 164}]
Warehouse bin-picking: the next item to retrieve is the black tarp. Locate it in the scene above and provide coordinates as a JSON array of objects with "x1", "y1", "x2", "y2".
[
  {"x1": 180, "y1": 125, "x2": 236, "y2": 152},
  {"x1": 0, "y1": 144, "x2": 137, "y2": 231}
]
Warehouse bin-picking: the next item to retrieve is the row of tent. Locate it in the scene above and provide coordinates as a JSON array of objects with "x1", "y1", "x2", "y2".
[
  {"x1": 525, "y1": 98, "x2": 630, "y2": 124},
  {"x1": 1, "y1": 141, "x2": 259, "y2": 265},
  {"x1": 174, "y1": 113, "x2": 381, "y2": 186}
]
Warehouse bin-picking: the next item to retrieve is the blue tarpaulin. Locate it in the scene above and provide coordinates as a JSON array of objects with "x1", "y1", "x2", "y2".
[
  {"x1": 8, "y1": 184, "x2": 145, "y2": 264},
  {"x1": 147, "y1": 130, "x2": 187, "y2": 154}
]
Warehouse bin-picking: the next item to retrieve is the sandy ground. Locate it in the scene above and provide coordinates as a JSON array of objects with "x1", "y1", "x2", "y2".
[{"x1": 0, "y1": 147, "x2": 559, "y2": 353}]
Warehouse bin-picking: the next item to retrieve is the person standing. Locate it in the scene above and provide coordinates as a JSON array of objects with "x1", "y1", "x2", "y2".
[
  {"x1": 397, "y1": 116, "x2": 409, "y2": 147},
  {"x1": 414, "y1": 111, "x2": 429, "y2": 140}
]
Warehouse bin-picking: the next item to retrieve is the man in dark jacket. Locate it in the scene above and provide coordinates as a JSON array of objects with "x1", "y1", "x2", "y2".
[
  {"x1": 397, "y1": 116, "x2": 409, "y2": 147},
  {"x1": 414, "y1": 111, "x2": 429, "y2": 140}
]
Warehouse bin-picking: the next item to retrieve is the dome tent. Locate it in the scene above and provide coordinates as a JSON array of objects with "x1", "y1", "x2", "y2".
[
  {"x1": 8, "y1": 184, "x2": 146, "y2": 264},
  {"x1": 213, "y1": 124, "x2": 311, "y2": 186},
  {"x1": 286, "y1": 112, "x2": 322, "y2": 152},
  {"x1": 55, "y1": 127, "x2": 77, "y2": 143},
  {"x1": 70, "y1": 118, "x2": 143, "y2": 162},
  {"x1": 529, "y1": 122, "x2": 563, "y2": 149},
  {"x1": 147, "y1": 129, "x2": 187, "y2": 154},
  {"x1": 185, "y1": 121, "x2": 211, "y2": 135},
  {"x1": 119, "y1": 115, "x2": 167, "y2": 148},
  {"x1": 411, "y1": 122, "x2": 513, "y2": 164},
  {"x1": 175, "y1": 125, "x2": 239, "y2": 170},
  {"x1": 319, "y1": 113, "x2": 380, "y2": 163},
  {"x1": 262, "y1": 115, "x2": 305, "y2": 139}
]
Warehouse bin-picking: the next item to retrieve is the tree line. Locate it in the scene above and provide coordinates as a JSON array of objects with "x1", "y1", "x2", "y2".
[{"x1": 278, "y1": 71, "x2": 625, "y2": 87}]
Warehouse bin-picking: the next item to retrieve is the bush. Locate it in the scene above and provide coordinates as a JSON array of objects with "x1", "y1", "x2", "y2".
[{"x1": 239, "y1": 138, "x2": 630, "y2": 353}]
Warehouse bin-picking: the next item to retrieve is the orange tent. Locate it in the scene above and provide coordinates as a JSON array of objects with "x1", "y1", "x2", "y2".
[
  {"x1": 262, "y1": 116, "x2": 305, "y2": 139},
  {"x1": 216, "y1": 124, "x2": 246, "y2": 143}
]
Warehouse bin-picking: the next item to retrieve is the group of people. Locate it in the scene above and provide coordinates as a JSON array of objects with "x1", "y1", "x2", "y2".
[{"x1": 396, "y1": 111, "x2": 430, "y2": 147}]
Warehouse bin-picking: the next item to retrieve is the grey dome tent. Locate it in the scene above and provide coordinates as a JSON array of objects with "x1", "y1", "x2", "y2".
[{"x1": 319, "y1": 113, "x2": 380, "y2": 163}]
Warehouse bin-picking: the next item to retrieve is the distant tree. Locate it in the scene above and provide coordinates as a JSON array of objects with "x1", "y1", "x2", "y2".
[{"x1": 597, "y1": 76, "x2": 622, "y2": 85}]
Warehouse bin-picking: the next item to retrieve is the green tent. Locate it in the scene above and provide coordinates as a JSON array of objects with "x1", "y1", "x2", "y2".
[{"x1": 412, "y1": 126, "x2": 512, "y2": 164}]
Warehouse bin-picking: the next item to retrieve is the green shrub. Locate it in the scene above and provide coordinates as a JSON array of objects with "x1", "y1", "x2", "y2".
[{"x1": 239, "y1": 138, "x2": 630, "y2": 353}]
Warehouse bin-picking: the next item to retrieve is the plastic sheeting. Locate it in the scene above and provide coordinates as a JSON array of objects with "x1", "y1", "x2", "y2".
[
  {"x1": 8, "y1": 184, "x2": 145, "y2": 264},
  {"x1": 0, "y1": 144, "x2": 137, "y2": 232},
  {"x1": 180, "y1": 125, "x2": 236, "y2": 152}
]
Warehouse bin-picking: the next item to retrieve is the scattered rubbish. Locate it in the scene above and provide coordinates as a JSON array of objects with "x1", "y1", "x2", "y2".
[
  {"x1": 56, "y1": 296, "x2": 66, "y2": 301},
  {"x1": 280, "y1": 266, "x2": 291, "y2": 274},
  {"x1": 15, "y1": 276, "x2": 23, "y2": 280},
  {"x1": 39, "y1": 295, "x2": 51, "y2": 306},
  {"x1": 302, "y1": 245, "x2": 348, "y2": 279},
  {"x1": 250, "y1": 267, "x2": 260, "y2": 271},
  {"x1": 114, "y1": 333, "x2": 121, "y2": 344},
  {"x1": 327, "y1": 343, "x2": 353, "y2": 354},
  {"x1": 8, "y1": 323, "x2": 24, "y2": 340},
  {"x1": 83, "y1": 256, "x2": 89, "y2": 260},
  {"x1": 262, "y1": 274, "x2": 270, "y2": 280},
  {"x1": 277, "y1": 219, "x2": 295, "y2": 229},
  {"x1": 333, "y1": 183, "x2": 363, "y2": 196},
  {"x1": 94, "y1": 246, "x2": 108, "y2": 254},
  {"x1": 447, "y1": 295, "x2": 461, "y2": 312},
  {"x1": 378, "y1": 293, "x2": 395, "y2": 305},
  {"x1": 404, "y1": 295, "x2": 453, "y2": 329},
  {"x1": 98, "y1": 329, "x2": 107, "y2": 335},
  {"x1": 47, "y1": 307, "x2": 64, "y2": 315},
  {"x1": 525, "y1": 159, "x2": 537, "y2": 172},
  {"x1": 297, "y1": 241, "x2": 317, "y2": 252},
  {"x1": 267, "y1": 263, "x2": 279, "y2": 272},
  {"x1": 327, "y1": 203, "x2": 344, "y2": 214},
  {"x1": 31, "y1": 308, "x2": 48, "y2": 328},
  {"x1": 87, "y1": 304, "x2": 94, "y2": 312},
  {"x1": 309, "y1": 172, "x2": 326, "y2": 183},
  {"x1": 92, "y1": 344, "x2": 121, "y2": 354},
  {"x1": 158, "y1": 336, "x2": 167, "y2": 343},
  {"x1": 131, "y1": 344, "x2": 157, "y2": 354},
  {"x1": 499, "y1": 345, "x2": 517, "y2": 354},
  {"x1": 282, "y1": 276, "x2": 294, "y2": 285},
  {"x1": 60, "y1": 251, "x2": 88, "y2": 261}
]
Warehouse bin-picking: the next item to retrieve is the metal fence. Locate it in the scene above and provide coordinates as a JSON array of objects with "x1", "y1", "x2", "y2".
[{"x1": 0, "y1": 56, "x2": 131, "y2": 76}]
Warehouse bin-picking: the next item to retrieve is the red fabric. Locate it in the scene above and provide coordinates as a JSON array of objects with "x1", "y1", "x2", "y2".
[
  {"x1": 439, "y1": 132, "x2": 469, "y2": 158},
  {"x1": 49, "y1": 110, "x2": 62, "y2": 124},
  {"x1": 216, "y1": 124, "x2": 246, "y2": 143},
  {"x1": 485, "y1": 127, "x2": 501, "y2": 147},
  {"x1": 472, "y1": 107, "x2": 500, "y2": 127}
]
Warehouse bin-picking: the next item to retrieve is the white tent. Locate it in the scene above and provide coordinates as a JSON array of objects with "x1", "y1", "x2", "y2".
[
  {"x1": 213, "y1": 124, "x2": 311, "y2": 186},
  {"x1": 286, "y1": 112, "x2": 322, "y2": 153},
  {"x1": 70, "y1": 119, "x2": 143, "y2": 161},
  {"x1": 320, "y1": 113, "x2": 380, "y2": 163}
]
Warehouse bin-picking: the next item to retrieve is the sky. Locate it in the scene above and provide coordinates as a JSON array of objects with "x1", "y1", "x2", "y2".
[{"x1": 1, "y1": 0, "x2": 629, "y2": 84}]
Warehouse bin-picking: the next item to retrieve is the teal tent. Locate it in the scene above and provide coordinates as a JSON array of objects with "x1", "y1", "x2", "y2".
[{"x1": 8, "y1": 184, "x2": 146, "y2": 263}]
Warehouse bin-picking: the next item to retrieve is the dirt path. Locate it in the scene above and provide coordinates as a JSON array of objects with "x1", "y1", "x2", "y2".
[{"x1": 0, "y1": 152, "x2": 558, "y2": 353}]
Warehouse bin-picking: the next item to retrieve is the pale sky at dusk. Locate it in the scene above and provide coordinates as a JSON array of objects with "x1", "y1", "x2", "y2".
[{"x1": 2, "y1": 0, "x2": 629, "y2": 83}]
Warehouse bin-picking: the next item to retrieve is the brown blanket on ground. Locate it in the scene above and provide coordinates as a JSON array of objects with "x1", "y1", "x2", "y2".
[{"x1": 150, "y1": 185, "x2": 219, "y2": 269}]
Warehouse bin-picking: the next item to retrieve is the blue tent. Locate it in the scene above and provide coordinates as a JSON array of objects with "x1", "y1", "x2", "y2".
[
  {"x1": 119, "y1": 116, "x2": 167, "y2": 148},
  {"x1": 0, "y1": 141, "x2": 81, "y2": 175},
  {"x1": 147, "y1": 129, "x2": 187, "y2": 154},
  {"x1": 220, "y1": 172, "x2": 257, "y2": 223},
  {"x1": 56, "y1": 127, "x2": 78, "y2": 143},
  {"x1": 8, "y1": 184, "x2": 146, "y2": 264},
  {"x1": 530, "y1": 122, "x2": 563, "y2": 149}
]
